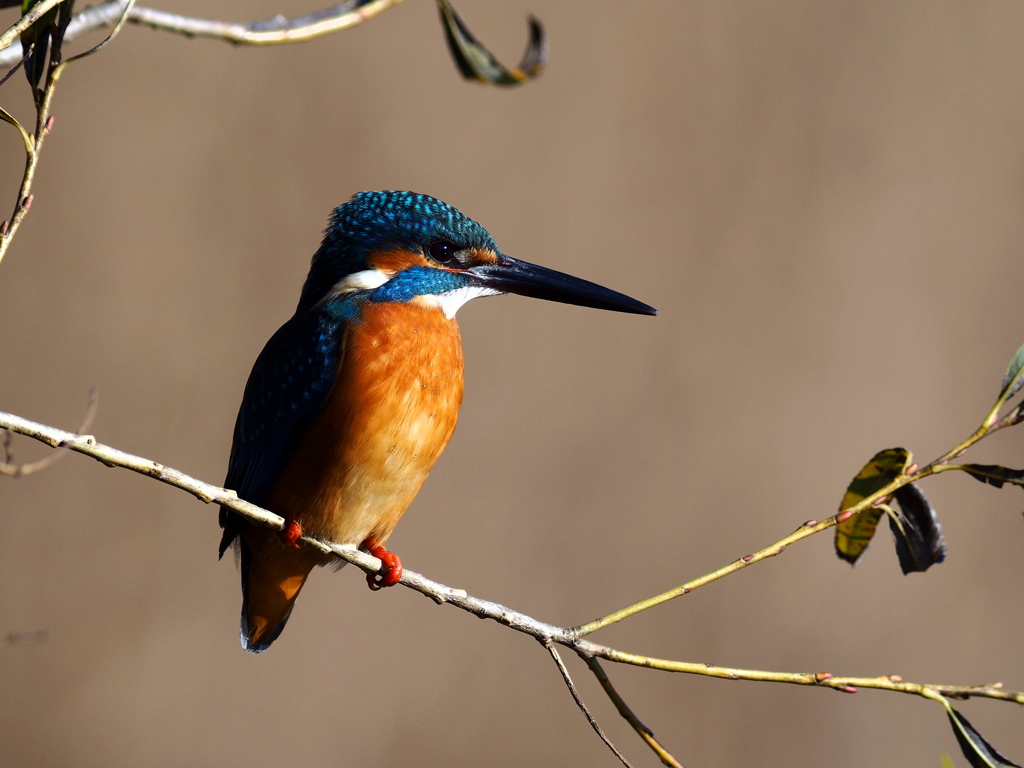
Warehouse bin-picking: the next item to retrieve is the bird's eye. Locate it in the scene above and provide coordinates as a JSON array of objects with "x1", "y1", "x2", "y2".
[{"x1": 428, "y1": 241, "x2": 459, "y2": 266}]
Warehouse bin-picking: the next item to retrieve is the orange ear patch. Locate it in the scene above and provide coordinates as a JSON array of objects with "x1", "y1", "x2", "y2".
[
  {"x1": 367, "y1": 246, "x2": 499, "y2": 273},
  {"x1": 366, "y1": 248, "x2": 431, "y2": 273}
]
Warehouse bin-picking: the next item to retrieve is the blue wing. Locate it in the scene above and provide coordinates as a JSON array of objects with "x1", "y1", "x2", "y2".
[{"x1": 218, "y1": 306, "x2": 348, "y2": 556}]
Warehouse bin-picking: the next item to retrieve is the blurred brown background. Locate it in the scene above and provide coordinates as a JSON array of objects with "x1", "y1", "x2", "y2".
[{"x1": 1, "y1": 1, "x2": 1023, "y2": 766}]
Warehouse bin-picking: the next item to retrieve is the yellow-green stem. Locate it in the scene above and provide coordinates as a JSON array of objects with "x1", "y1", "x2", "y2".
[
  {"x1": 575, "y1": 419, "x2": 997, "y2": 637},
  {"x1": 586, "y1": 658, "x2": 683, "y2": 768},
  {"x1": 0, "y1": 0, "x2": 65, "y2": 51},
  {"x1": 0, "y1": 65, "x2": 60, "y2": 268},
  {"x1": 593, "y1": 647, "x2": 1024, "y2": 704}
]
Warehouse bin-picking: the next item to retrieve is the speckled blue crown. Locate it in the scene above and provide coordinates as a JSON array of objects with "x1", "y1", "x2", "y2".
[{"x1": 297, "y1": 191, "x2": 499, "y2": 312}]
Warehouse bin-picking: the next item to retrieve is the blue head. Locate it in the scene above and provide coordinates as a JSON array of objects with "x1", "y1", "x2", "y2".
[{"x1": 296, "y1": 191, "x2": 657, "y2": 318}]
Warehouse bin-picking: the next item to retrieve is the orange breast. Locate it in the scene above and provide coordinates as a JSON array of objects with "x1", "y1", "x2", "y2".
[{"x1": 265, "y1": 301, "x2": 464, "y2": 547}]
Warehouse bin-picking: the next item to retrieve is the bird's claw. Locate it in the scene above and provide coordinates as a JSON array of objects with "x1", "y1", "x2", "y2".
[
  {"x1": 279, "y1": 520, "x2": 303, "y2": 547},
  {"x1": 362, "y1": 537, "x2": 403, "y2": 590}
]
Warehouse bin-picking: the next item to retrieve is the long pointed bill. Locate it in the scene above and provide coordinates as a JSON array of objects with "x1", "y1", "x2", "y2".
[{"x1": 467, "y1": 255, "x2": 657, "y2": 316}]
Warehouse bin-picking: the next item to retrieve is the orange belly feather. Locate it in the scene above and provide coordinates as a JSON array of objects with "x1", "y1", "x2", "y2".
[
  {"x1": 241, "y1": 300, "x2": 464, "y2": 648},
  {"x1": 267, "y1": 300, "x2": 465, "y2": 545}
]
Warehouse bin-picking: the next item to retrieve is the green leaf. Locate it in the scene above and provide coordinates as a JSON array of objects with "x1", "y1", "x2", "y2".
[
  {"x1": 887, "y1": 482, "x2": 946, "y2": 573},
  {"x1": 835, "y1": 505, "x2": 885, "y2": 565},
  {"x1": 999, "y1": 341, "x2": 1024, "y2": 403},
  {"x1": 947, "y1": 707, "x2": 1023, "y2": 768},
  {"x1": 437, "y1": 0, "x2": 546, "y2": 86},
  {"x1": 835, "y1": 448, "x2": 912, "y2": 565},
  {"x1": 963, "y1": 464, "x2": 1024, "y2": 490},
  {"x1": 0, "y1": 105, "x2": 33, "y2": 154}
]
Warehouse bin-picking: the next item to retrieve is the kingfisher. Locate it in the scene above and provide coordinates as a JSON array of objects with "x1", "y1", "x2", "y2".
[{"x1": 219, "y1": 191, "x2": 656, "y2": 653}]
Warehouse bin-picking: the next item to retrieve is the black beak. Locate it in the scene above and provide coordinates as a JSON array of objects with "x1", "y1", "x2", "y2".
[{"x1": 467, "y1": 255, "x2": 657, "y2": 316}]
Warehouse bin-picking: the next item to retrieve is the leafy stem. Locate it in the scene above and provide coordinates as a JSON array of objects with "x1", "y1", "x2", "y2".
[{"x1": 577, "y1": 343, "x2": 1024, "y2": 638}]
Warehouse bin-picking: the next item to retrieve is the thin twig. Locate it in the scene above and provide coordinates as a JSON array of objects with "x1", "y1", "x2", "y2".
[
  {"x1": 587, "y1": 646, "x2": 1024, "y2": 704},
  {"x1": 0, "y1": 0, "x2": 149, "y2": 271},
  {"x1": 546, "y1": 641, "x2": 634, "y2": 768},
  {"x1": 573, "y1": 518, "x2": 833, "y2": 637},
  {"x1": 61, "y1": 0, "x2": 136, "y2": 64},
  {"x1": 0, "y1": 0, "x2": 65, "y2": 54},
  {"x1": 0, "y1": 388, "x2": 96, "y2": 477},
  {"x1": 0, "y1": 48, "x2": 57, "y2": 268},
  {"x1": 128, "y1": 0, "x2": 403, "y2": 45},
  {"x1": 0, "y1": 0, "x2": 406, "y2": 66},
  {"x1": 573, "y1": 415, "x2": 1003, "y2": 637},
  {"x1": 586, "y1": 657, "x2": 683, "y2": 768},
  {"x1": 0, "y1": 47, "x2": 27, "y2": 88},
  {"x1": 0, "y1": 410, "x2": 284, "y2": 529}
]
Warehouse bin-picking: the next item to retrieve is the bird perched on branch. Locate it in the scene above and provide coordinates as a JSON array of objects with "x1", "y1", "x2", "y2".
[{"x1": 219, "y1": 191, "x2": 656, "y2": 653}]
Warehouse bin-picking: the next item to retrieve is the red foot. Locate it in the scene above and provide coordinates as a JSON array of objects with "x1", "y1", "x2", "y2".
[
  {"x1": 280, "y1": 520, "x2": 303, "y2": 547},
  {"x1": 362, "y1": 536, "x2": 403, "y2": 591}
]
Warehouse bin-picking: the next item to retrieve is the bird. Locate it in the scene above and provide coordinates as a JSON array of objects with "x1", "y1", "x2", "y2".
[{"x1": 219, "y1": 191, "x2": 656, "y2": 653}]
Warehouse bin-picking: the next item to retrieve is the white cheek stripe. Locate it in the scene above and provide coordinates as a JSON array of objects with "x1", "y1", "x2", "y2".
[{"x1": 314, "y1": 269, "x2": 392, "y2": 308}]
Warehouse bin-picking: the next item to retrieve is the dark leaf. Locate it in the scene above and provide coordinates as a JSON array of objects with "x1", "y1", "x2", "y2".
[
  {"x1": 437, "y1": 0, "x2": 546, "y2": 86},
  {"x1": 964, "y1": 464, "x2": 1024, "y2": 490},
  {"x1": 51, "y1": 0, "x2": 74, "y2": 67},
  {"x1": 999, "y1": 341, "x2": 1024, "y2": 403},
  {"x1": 947, "y1": 707, "x2": 1023, "y2": 768},
  {"x1": 835, "y1": 448, "x2": 911, "y2": 565},
  {"x1": 888, "y1": 482, "x2": 946, "y2": 574},
  {"x1": 19, "y1": 0, "x2": 73, "y2": 102},
  {"x1": 21, "y1": 0, "x2": 52, "y2": 96}
]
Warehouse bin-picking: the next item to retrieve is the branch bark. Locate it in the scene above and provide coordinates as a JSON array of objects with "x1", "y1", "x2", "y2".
[{"x1": 0, "y1": 0, "x2": 405, "y2": 66}]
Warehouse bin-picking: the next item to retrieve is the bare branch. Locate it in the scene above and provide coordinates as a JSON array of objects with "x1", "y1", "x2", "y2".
[
  {"x1": 0, "y1": 48, "x2": 27, "y2": 88},
  {"x1": 0, "y1": 388, "x2": 96, "y2": 477},
  {"x1": 61, "y1": 0, "x2": 136, "y2": 64},
  {"x1": 0, "y1": 409, "x2": 284, "y2": 529},
  {"x1": 586, "y1": 657, "x2": 683, "y2": 768},
  {"x1": 0, "y1": 42, "x2": 63, "y2": 268},
  {"x1": 127, "y1": 0, "x2": 403, "y2": 45},
  {"x1": 546, "y1": 642, "x2": 634, "y2": 768},
  {"x1": 0, "y1": 0, "x2": 406, "y2": 67},
  {"x1": 0, "y1": 0, "x2": 65, "y2": 54}
]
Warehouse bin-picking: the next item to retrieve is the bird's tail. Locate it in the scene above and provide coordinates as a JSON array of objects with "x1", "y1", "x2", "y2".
[{"x1": 238, "y1": 532, "x2": 321, "y2": 654}]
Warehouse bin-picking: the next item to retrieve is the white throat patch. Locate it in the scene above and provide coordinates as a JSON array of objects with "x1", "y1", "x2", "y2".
[
  {"x1": 417, "y1": 285, "x2": 503, "y2": 319},
  {"x1": 317, "y1": 270, "x2": 501, "y2": 319}
]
